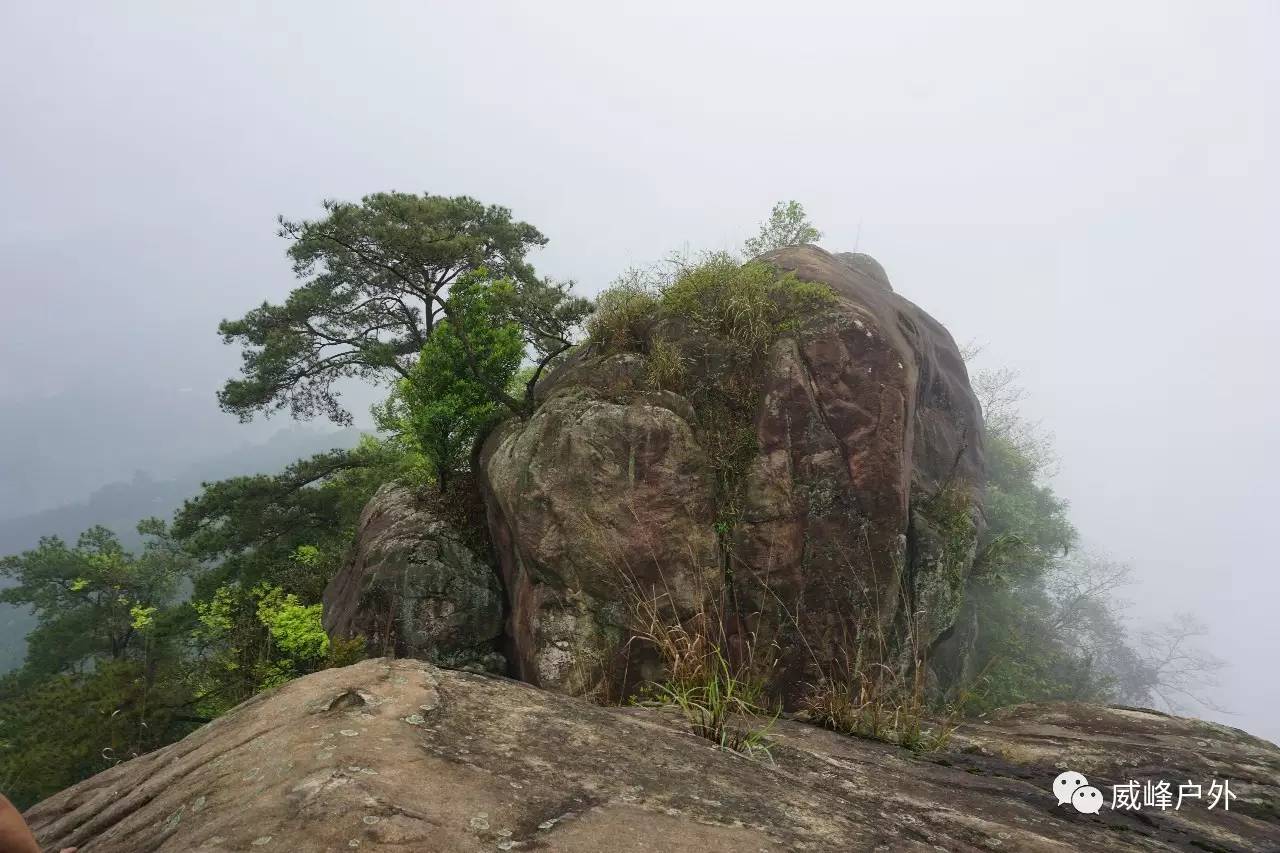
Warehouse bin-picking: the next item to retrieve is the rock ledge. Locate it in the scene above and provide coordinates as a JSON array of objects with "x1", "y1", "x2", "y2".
[{"x1": 26, "y1": 659, "x2": 1280, "y2": 852}]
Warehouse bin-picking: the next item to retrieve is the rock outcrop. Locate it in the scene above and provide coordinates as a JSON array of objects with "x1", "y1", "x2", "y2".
[
  {"x1": 480, "y1": 246, "x2": 985, "y2": 700},
  {"x1": 322, "y1": 483, "x2": 505, "y2": 672},
  {"x1": 26, "y1": 659, "x2": 1280, "y2": 852}
]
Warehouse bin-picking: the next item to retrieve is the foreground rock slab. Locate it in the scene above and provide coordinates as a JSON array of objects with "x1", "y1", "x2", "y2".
[{"x1": 26, "y1": 659, "x2": 1280, "y2": 852}]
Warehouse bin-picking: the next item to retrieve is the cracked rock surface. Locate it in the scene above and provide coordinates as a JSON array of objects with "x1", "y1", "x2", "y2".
[{"x1": 25, "y1": 658, "x2": 1280, "y2": 852}]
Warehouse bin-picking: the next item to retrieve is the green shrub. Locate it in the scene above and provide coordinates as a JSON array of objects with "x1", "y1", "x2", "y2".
[
  {"x1": 586, "y1": 275, "x2": 659, "y2": 351},
  {"x1": 661, "y1": 255, "x2": 780, "y2": 357},
  {"x1": 590, "y1": 253, "x2": 836, "y2": 536}
]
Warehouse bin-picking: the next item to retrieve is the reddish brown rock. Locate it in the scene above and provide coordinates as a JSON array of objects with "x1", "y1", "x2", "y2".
[
  {"x1": 480, "y1": 383, "x2": 720, "y2": 694},
  {"x1": 479, "y1": 247, "x2": 985, "y2": 701}
]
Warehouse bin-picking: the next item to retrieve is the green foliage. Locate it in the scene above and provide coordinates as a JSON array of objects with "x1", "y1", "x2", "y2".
[
  {"x1": 218, "y1": 191, "x2": 548, "y2": 424},
  {"x1": 502, "y1": 274, "x2": 595, "y2": 400},
  {"x1": 975, "y1": 432, "x2": 1076, "y2": 581},
  {"x1": 191, "y1": 576, "x2": 348, "y2": 708},
  {"x1": 645, "y1": 337, "x2": 688, "y2": 390},
  {"x1": 173, "y1": 438, "x2": 401, "y2": 601},
  {"x1": 255, "y1": 585, "x2": 328, "y2": 662},
  {"x1": 586, "y1": 275, "x2": 659, "y2": 351},
  {"x1": 918, "y1": 485, "x2": 979, "y2": 577},
  {"x1": 951, "y1": 368, "x2": 1200, "y2": 715},
  {"x1": 0, "y1": 659, "x2": 200, "y2": 809},
  {"x1": 587, "y1": 253, "x2": 834, "y2": 540},
  {"x1": 3, "y1": 186, "x2": 592, "y2": 807},
  {"x1": 659, "y1": 255, "x2": 831, "y2": 357},
  {"x1": 0, "y1": 523, "x2": 204, "y2": 809},
  {"x1": 0, "y1": 521, "x2": 190, "y2": 676},
  {"x1": 627, "y1": 586, "x2": 775, "y2": 758},
  {"x1": 960, "y1": 579, "x2": 1116, "y2": 713},
  {"x1": 173, "y1": 439, "x2": 396, "y2": 715},
  {"x1": 662, "y1": 256, "x2": 785, "y2": 355},
  {"x1": 644, "y1": 647, "x2": 775, "y2": 758},
  {"x1": 376, "y1": 275, "x2": 525, "y2": 490},
  {"x1": 653, "y1": 255, "x2": 834, "y2": 528},
  {"x1": 952, "y1": 369, "x2": 1098, "y2": 712},
  {"x1": 743, "y1": 200, "x2": 823, "y2": 258}
]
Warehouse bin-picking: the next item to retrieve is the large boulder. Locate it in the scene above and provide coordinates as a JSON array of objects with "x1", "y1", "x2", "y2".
[
  {"x1": 322, "y1": 483, "x2": 506, "y2": 672},
  {"x1": 25, "y1": 659, "x2": 1280, "y2": 852},
  {"x1": 480, "y1": 247, "x2": 985, "y2": 701}
]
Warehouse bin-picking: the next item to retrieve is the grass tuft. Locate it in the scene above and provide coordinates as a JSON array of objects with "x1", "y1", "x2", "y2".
[
  {"x1": 646, "y1": 337, "x2": 688, "y2": 391},
  {"x1": 624, "y1": 570, "x2": 777, "y2": 760},
  {"x1": 586, "y1": 274, "x2": 659, "y2": 352}
]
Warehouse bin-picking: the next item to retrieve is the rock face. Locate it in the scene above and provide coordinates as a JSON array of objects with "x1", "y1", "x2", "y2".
[
  {"x1": 322, "y1": 483, "x2": 505, "y2": 672},
  {"x1": 26, "y1": 659, "x2": 1280, "y2": 852},
  {"x1": 480, "y1": 246, "x2": 985, "y2": 700}
]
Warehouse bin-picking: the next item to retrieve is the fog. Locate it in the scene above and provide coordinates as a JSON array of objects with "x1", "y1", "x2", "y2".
[{"x1": 2, "y1": 3, "x2": 1275, "y2": 739}]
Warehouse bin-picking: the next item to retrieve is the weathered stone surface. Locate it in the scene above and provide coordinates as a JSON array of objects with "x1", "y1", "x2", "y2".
[
  {"x1": 26, "y1": 659, "x2": 1280, "y2": 852},
  {"x1": 322, "y1": 483, "x2": 505, "y2": 672},
  {"x1": 481, "y1": 384, "x2": 720, "y2": 694},
  {"x1": 480, "y1": 246, "x2": 985, "y2": 701}
]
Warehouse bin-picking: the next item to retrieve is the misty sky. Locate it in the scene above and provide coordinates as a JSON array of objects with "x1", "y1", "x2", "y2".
[{"x1": 1, "y1": 3, "x2": 1276, "y2": 739}]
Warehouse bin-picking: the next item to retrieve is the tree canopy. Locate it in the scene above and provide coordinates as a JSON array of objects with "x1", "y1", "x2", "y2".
[
  {"x1": 218, "y1": 192, "x2": 549, "y2": 424},
  {"x1": 172, "y1": 439, "x2": 398, "y2": 599},
  {"x1": 0, "y1": 520, "x2": 190, "y2": 677},
  {"x1": 743, "y1": 200, "x2": 823, "y2": 257},
  {"x1": 375, "y1": 275, "x2": 524, "y2": 491},
  {"x1": 0, "y1": 522, "x2": 199, "y2": 807}
]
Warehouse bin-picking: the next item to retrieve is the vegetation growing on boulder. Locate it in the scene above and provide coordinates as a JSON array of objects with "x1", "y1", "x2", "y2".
[
  {"x1": 584, "y1": 274, "x2": 659, "y2": 351},
  {"x1": 742, "y1": 199, "x2": 824, "y2": 257},
  {"x1": 589, "y1": 253, "x2": 834, "y2": 533},
  {"x1": 626, "y1": 574, "x2": 777, "y2": 757}
]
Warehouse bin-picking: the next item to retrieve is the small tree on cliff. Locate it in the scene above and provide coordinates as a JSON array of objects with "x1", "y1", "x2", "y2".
[
  {"x1": 374, "y1": 274, "x2": 526, "y2": 492},
  {"x1": 217, "y1": 191, "x2": 577, "y2": 424},
  {"x1": 743, "y1": 200, "x2": 823, "y2": 258}
]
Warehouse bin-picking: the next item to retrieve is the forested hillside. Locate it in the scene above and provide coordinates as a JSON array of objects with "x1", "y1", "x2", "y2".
[{"x1": 0, "y1": 427, "x2": 363, "y2": 672}]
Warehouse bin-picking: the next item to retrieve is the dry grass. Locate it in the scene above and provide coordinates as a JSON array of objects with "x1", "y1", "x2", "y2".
[
  {"x1": 621, "y1": 565, "x2": 777, "y2": 759},
  {"x1": 645, "y1": 337, "x2": 688, "y2": 391},
  {"x1": 607, "y1": 521, "x2": 958, "y2": 756},
  {"x1": 797, "y1": 556, "x2": 959, "y2": 752}
]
